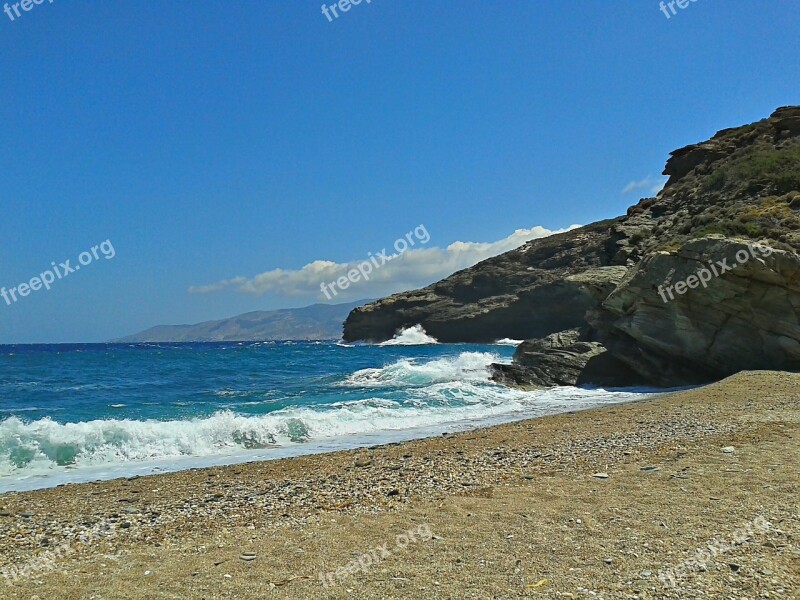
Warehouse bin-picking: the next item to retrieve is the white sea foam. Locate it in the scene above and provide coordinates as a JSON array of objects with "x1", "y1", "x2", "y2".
[
  {"x1": 378, "y1": 325, "x2": 439, "y2": 346},
  {"x1": 0, "y1": 351, "x2": 659, "y2": 491},
  {"x1": 494, "y1": 338, "x2": 524, "y2": 346},
  {"x1": 214, "y1": 389, "x2": 257, "y2": 398},
  {"x1": 341, "y1": 351, "x2": 500, "y2": 387}
]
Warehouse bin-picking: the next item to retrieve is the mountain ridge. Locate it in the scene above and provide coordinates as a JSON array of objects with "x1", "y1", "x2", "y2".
[{"x1": 114, "y1": 300, "x2": 370, "y2": 343}]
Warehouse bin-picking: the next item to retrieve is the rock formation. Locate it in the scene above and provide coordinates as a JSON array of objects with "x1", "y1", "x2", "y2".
[{"x1": 343, "y1": 107, "x2": 800, "y2": 387}]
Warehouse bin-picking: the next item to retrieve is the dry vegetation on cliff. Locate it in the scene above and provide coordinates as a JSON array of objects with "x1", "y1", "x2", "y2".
[{"x1": 345, "y1": 107, "x2": 800, "y2": 390}]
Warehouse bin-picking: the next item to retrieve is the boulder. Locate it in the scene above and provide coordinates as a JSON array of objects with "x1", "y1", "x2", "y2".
[{"x1": 490, "y1": 329, "x2": 647, "y2": 389}]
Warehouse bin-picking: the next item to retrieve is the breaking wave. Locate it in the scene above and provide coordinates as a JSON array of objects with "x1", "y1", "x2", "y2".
[
  {"x1": 494, "y1": 338, "x2": 524, "y2": 346},
  {"x1": 0, "y1": 351, "x2": 655, "y2": 488},
  {"x1": 341, "y1": 351, "x2": 499, "y2": 387},
  {"x1": 379, "y1": 325, "x2": 439, "y2": 346}
]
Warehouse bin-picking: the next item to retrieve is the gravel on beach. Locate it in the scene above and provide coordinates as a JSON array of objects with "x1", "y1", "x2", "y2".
[{"x1": 0, "y1": 371, "x2": 798, "y2": 599}]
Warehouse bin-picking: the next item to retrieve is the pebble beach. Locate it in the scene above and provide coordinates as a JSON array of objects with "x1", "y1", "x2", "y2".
[{"x1": 0, "y1": 371, "x2": 798, "y2": 599}]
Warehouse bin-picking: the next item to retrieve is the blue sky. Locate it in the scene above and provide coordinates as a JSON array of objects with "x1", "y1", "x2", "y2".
[{"x1": 1, "y1": 0, "x2": 798, "y2": 343}]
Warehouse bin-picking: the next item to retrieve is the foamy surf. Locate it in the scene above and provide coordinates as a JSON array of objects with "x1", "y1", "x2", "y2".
[
  {"x1": 340, "y1": 351, "x2": 500, "y2": 387},
  {"x1": 378, "y1": 325, "x2": 439, "y2": 346},
  {"x1": 494, "y1": 338, "x2": 524, "y2": 346},
  {"x1": 0, "y1": 347, "x2": 660, "y2": 492}
]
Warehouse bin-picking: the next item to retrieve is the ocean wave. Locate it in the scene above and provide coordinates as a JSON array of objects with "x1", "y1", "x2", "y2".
[
  {"x1": 214, "y1": 389, "x2": 257, "y2": 398},
  {"x1": 0, "y1": 383, "x2": 653, "y2": 479},
  {"x1": 0, "y1": 349, "x2": 656, "y2": 483},
  {"x1": 340, "y1": 352, "x2": 500, "y2": 388},
  {"x1": 494, "y1": 338, "x2": 524, "y2": 346},
  {"x1": 379, "y1": 325, "x2": 439, "y2": 346},
  {"x1": 0, "y1": 411, "x2": 287, "y2": 474}
]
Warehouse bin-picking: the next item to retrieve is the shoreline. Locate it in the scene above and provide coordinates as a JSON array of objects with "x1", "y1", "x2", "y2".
[
  {"x1": 0, "y1": 385, "x2": 661, "y2": 494},
  {"x1": 0, "y1": 371, "x2": 798, "y2": 598}
]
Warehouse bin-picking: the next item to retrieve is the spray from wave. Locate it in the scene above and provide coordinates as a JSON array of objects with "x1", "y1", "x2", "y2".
[
  {"x1": 341, "y1": 351, "x2": 497, "y2": 387},
  {"x1": 0, "y1": 351, "x2": 655, "y2": 487},
  {"x1": 494, "y1": 338, "x2": 524, "y2": 346},
  {"x1": 378, "y1": 325, "x2": 439, "y2": 346}
]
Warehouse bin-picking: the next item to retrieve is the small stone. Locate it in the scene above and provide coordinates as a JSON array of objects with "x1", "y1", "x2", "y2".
[
  {"x1": 604, "y1": 558, "x2": 613, "y2": 565},
  {"x1": 640, "y1": 570, "x2": 651, "y2": 578},
  {"x1": 729, "y1": 563, "x2": 741, "y2": 572},
  {"x1": 19, "y1": 512, "x2": 34, "y2": 518},
  {"x1": 640, "y1": 466, "x2": 660, "y2": 472},
  {"x1": 722, "y1": 446, "x2": 736, "y2": 454},
  {"x1": 387, "y1": 489, "x2": 400, "y2": 497},
  {"x1": 354, "y1": 457, "x2": 372, "y2": 468},
  {"x1": 120, "y1": 522, "x2": 131, "y2": 529},
  {"x1": 224, "y1": 574, "x2": 232, "y2": 579},
  {"x1": 592, "y1": 473, "x2": 609, "y2": 479},
  {"x1": 239, "y1": 553, "x2": 256, "y2": 562}
]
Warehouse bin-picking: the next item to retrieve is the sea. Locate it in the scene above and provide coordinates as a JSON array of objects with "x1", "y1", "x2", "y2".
[{"x1": 0, "y1": 327, "x2": 659, "y2": 493}]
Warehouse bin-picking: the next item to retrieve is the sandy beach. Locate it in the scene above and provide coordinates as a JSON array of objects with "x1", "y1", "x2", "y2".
[{"x1": 0, "y1": 371, "x2": 797, "y2": 599}]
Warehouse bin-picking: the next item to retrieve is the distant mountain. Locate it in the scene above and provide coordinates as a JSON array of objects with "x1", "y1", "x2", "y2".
[{"x1": 114, "y1": 300, "x2": 370, "y2": 343}]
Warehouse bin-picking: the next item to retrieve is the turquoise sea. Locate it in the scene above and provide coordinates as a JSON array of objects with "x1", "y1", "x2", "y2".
[{"x1": 0, "y1": 340, "x2": 657, "y2": 492}]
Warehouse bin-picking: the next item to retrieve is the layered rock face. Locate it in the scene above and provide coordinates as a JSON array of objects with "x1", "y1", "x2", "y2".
[
  {"x1": 587, "y1": 237, "x2": 800, "y2": 386},
  {"x1": 343, "y1": 107, "x2": 800, "y2": 387},
  {"x1": 342, "y1": 219, "x2": 630, "y2": 343}
]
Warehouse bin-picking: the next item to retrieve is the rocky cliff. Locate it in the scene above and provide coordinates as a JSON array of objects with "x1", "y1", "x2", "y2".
[{"x1": 343, "y1": 107, "x2": 800, "y2": 387}]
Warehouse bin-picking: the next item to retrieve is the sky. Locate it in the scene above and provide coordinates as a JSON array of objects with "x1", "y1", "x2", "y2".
[{"x1": 1, "y1": 0, "x2": 798, "y2": 343}]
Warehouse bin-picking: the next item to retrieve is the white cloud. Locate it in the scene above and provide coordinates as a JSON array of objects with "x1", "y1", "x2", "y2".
[
  {"x1": 622, "y1": 176, "x2": 667, "y2": 196},
  {"x1": 188, "y1": 224, "x2": 581, "y2": 301}
]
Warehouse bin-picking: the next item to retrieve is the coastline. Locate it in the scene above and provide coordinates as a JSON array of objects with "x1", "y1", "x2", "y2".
[
  {"x1": 0, "y1": 383, "x2": 658, "y2": 495},
  {"x1": 1, "y1": 371, "x2": 798, "y2": 598}
]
